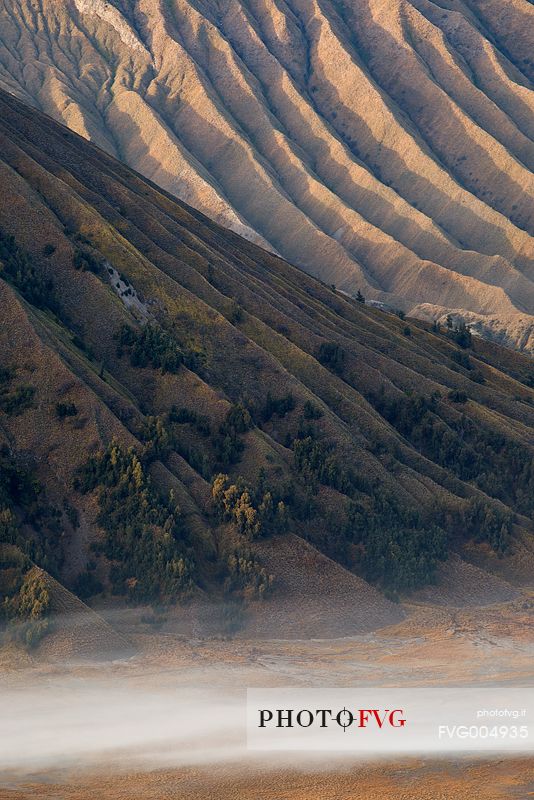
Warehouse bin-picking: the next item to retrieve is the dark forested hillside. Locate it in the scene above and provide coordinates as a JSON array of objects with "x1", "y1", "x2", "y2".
[{"x1": 0, "y1": 89, "x2": 533, "y2": 640}]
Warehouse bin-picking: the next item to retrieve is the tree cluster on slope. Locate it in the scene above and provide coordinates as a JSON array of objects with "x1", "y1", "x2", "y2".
[
  {"x1": 316, "y1": 341, "x2": 346, "y2": 374},
  {"x1": 0, "y1": 229, "x2": 60, "y2": 314},
  {"x1": 75, "y1": 441, "x2": 194, "y2": 603},
  {"x1": 211, "y1": 473, "x2": 289, "y2": 540},
  {"x1": 258, "y1": 392, "x2": 296, "y2": 424},
  {"x1": 0, "y1": 445, "x2": 63, "y2": 575},
  {"x1": 222, "y1": 546, "x2": 274, "y2": 600},
  {"x1": 140, "y1": 402, "x2": 252, "y2": 478},
  {"x1": 116, "y1": 323, "x2": 206, "y2": 375},
  {"x1": 446, "y1": 317, "x2": 472, "y2": 349},
  {"x1": 370, "y1": 389, "x2": 534, "y2": 521},
  {"x1": 345, "y1": 497, "x2": 448, "y2": 592},
  {"x1": 214, "y1": 403, "x2": 252, "y2": 469},
  {"x1": 1, "y1": 561, "x2": 51, "y2": 648},
  {"x1": 0, "y1": 366, "x2": 35, "y2": 416},
  {"x1": 116, "y1": 323, "x2": 184, "y2": 373},
  {"x1": 0, "y1": 448, "x2": 64, "y2": 648},
  {"x1": 286, "y1": 409, "x2": 514, "y2": 588}
]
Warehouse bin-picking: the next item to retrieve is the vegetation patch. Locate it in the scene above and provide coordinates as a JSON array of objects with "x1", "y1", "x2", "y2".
[
  {"x1": 168, "y1": 406, "x2": 211, "y2": 436},
  {"x1": 75, "y1": 441, "x2": 194, "y2": 603},
  {"x1": 212, "y1": 473, "x2": 289, "y2": 540},
  {"x1": 346, "y1": 496, "x2": 448, "y2": 592},
  {"x1": 258, "y1": 392, "x2": 295, "y2": 424},
  {"x1": 0, "y1": 229, "x2": 60, "y2": 314},
  {"x1": 0, "y1": 447, "x2": 65, "y2": 648},
  {"x1": 1, "y1": 559, "x2": 51, "y2": 649},
  {"x1": 222, "y1": 546, "x2": 274, "y2": 601},
  {"x1": 316, "y1": 341, "x2": 345, "y2": 374},
  {"x1": 116, "y1": 323, "x2": 184, "y2": 373},
  {"x1": 0, "y1": 367, "x2": 35, "y2": 415},
  {"x1": 0, "y1": 445, "x2": 63, "y2": 575},
  {"x1": 116, "y1": 323, "x2": 206, "y2": 374},
  {"x1": 370, "y1": 388, "x2": 534, "y2": 521},
  {"x1": 56, "y1": 402, "x2": 78, "y2": 419}
]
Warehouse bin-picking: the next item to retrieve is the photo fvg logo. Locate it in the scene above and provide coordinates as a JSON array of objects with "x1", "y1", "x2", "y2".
[
  {"x1": 247, "y1": 688, "x2": 534, "y2": 753},
  {"x1": 259, "y1": 707, "x2": 406, "y2": 732}
]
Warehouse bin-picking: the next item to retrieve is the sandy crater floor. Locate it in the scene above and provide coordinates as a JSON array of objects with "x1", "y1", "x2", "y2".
[{"x1": 0, "y1": 598, "x2": 533, "y2": 799}]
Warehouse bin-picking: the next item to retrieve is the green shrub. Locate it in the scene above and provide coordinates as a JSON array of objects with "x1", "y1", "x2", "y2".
[
  {"x1": 214, "y1": 404, "x2": 252, "y2": 469},
  {"x1": 370, "y1": 387, "x2": 534, "y2": 520},
  {"x1": 448, "y1": 390, "x2": 468, "y2": 403},
  {"x1": 168, "y1": 406, "x2": 211, "y2": 435},
  {"x1": 2, "y1": 569, "x2": 51, "y2": 649},
  {"x1": 303, "y1": 400, "x2": 323, "y2": 420},
  {"x1": 316, "y1": 341, "x2": 345, "y2": 374},
  {"x1": 0, "y1": 446, "x2": 63, "y2": 580},
  {"x1": 448, "y1": 322, "x2": 472, "y2": 349},
  {"x1": 56, "y1": 402, "x2": 78, "y2": 418},
  {"x1": 228, "y1": 299, "x2": 244, "y2": 324},
  {"x1": 451, "y1": 351, "x2": 471, "y2": 370},
  {"x1": 73, "y1": 245, "x2": 102, "y2": 274},
  {"x1": 0, "y1": 383, "x2": 35, "y2": 415},
  {"x1": 462, "y1": 497, "x2": 512, "y2": 555}
]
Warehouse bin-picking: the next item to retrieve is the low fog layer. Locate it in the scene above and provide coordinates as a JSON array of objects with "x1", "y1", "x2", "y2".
[
  {"x1": 1, "y1": 670, "x2": 532, "y2": 773},
  {"x1": 0, "y1": 673, "x2": 245, "y2": 771}
]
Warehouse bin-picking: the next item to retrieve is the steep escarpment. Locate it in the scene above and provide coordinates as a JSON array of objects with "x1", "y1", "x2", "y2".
[
  {"x1": 0, "y1": 0, "x2": 532, "y2": 349},
  {"x1": 0, "y1": 90, "x2": 533, "y2": 642}
]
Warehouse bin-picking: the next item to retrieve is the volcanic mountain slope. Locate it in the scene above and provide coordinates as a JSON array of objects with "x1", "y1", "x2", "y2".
[
  {"x1": 0, "y1": 89, "x2": 534, "y2": 642},
  {"x1": 0, "y1": 0, "x2": 533, "y2": 352}
]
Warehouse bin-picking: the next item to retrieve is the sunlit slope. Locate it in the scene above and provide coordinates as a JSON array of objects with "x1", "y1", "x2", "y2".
[
  {"x1": 0, "y1": 89, "x2": 533, "y2": 628},
  {"x1": 0, "y1": 0, "x2": 532, "y2": 349}
]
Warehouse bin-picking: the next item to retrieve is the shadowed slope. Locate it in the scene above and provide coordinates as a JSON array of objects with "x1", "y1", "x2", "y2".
[
  {"x1": 0, "y1": 0, "x2": 532, "y2": 349},
  {"x1": 0, "y1": 89, "x2": 533, "y2": 637}
]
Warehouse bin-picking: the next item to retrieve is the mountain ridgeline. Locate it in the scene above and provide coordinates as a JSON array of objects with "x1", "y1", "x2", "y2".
[
  {"x1": 0, "y1": 0, "x2": 533, "y2": 352},
  {"x1": 0, "y1": 90, "x2": 533, "y2": 642}
]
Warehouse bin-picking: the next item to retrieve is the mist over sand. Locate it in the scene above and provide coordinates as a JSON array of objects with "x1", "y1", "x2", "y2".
[
  {"x1": 0, "y1": 671, "x2": 245, "y2": 771},
  {"x1": 1, "y1": 598, "x2": 532, "y2": 777}
]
